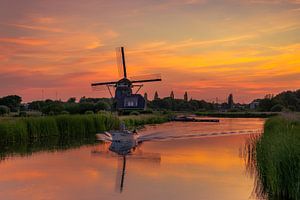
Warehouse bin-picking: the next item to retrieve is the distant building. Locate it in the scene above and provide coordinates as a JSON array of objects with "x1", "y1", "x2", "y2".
[
  {"x1": 154, "y1": 91, "x2": 159, "y2": 100},
  {"x1": 228, "y1": 94, "x2": 234, "y2": 109},
  {"x1": 250, "y1": 100, "x2": 260, "y2": 110},
  {"x1": 170, "y1": 91, "x2": 175, "y2": 99},
  {"x1": 184, "y1": 92, "x2": 188, "y2": 101},
  {"x1": 144, "y1": 93, "x2": 148, "y2": 101}
]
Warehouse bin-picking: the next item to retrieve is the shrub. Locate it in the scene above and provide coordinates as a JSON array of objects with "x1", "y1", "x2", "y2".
[
  {"x1": 19, "y1": 111, "x2": 27, "y2": 117},
  {"x1": 61, "y1": 111, "x2": 69, "y2": 115},
  {"x1": 130, "y1": 111, "x2": 140, "y2": 115},
  {"x1": 0, "y1": 105, "x2": 10, "y2": 116},
  {"x1": 95, "y1": 101, "x2": 110, "y2": 111},
  {"x1": 270, "y1": 104, "x2": 283, "y2": 112},
  {"x1": 85, "y1": 110, "x2": 94, "y2": 115}
]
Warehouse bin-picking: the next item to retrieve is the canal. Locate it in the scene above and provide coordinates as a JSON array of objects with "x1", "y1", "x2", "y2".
[{"x1": 0, "y1": 118, "x2": 264, "y2": 200}]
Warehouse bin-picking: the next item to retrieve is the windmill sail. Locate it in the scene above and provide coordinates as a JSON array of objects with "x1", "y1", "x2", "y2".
[
  {"x1": 116, "y1": 47, "x2": 127, "y2": 78},
  {"x1": 91, "y1": 80, "x2": 118, "y2": 86},
  {"x1": 130, "y1": 74, "x2": 162, "y2": 83},
  {"x1": 116, "y1": 47, "x2": 124, "y2": 78}
]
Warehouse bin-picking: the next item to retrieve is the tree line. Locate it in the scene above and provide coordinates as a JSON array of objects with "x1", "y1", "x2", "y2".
[
  {"x1": 0, "y1": 89, "x2": 299, "y2": 116},
  {"x1": 256, "y1": 89, "x2": 300, "y2": 112}
]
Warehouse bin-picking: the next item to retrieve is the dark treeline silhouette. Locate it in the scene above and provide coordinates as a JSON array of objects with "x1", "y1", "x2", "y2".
[
  {"x1": 0, "y1": 89, "x2": 299, "y2": 116},
  {"x1": 254, "y1": 89, "x2": 300, "y2": 112},
  {"x1": 27, "y1": 97, "x2": 112, "y2": 115},
  {"x1": 148, "y1": 97, "x2": 214, "y2": 111}
]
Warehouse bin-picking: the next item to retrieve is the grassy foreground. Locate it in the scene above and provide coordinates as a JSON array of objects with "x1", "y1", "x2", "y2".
[
  {"x1": 254, "y1": 115, "x2": 300, "y2": 199},
  {"x1": 195, "y1": 111, "x2": 278, "y2": 118}
]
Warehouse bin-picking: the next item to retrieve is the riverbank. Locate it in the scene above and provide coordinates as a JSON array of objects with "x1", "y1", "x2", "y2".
[
  {"x1": 195, "y1": 111, "x2": 278, "y2": 118},
  {"x1": 253, "y1": 114, "x2": 300, "y2": 199}
]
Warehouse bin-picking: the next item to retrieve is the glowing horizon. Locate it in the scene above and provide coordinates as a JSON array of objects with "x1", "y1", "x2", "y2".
[{"x1": 1, "y1": 0, "x2": 300, "y2": 103}]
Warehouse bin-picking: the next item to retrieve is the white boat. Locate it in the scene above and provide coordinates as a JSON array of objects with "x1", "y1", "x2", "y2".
[{"x1": 96, "y1": 123, "x2": 139, "y2": 143}]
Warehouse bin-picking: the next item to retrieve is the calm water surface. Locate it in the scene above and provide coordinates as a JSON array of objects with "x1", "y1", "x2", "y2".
[{"x1": 0, "y1": 118, "x2": 264, "y2": 200}]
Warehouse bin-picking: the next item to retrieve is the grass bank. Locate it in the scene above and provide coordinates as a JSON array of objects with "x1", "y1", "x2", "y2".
[
  {"x1": 0, "y1": 113, "x2": 170, "y2": 145},
  {"x1": 121, "y1": 114, "x2": 169, "y2": 128},
  {"x1": 252, "y1": 114, "x2": 300, "y2": 199},
  {"x1": 0, "y1": 114, "x2": 120, "y2": 146},
  {"x1": 195, "y1": 111, "x2": 278, "y2": 118}
]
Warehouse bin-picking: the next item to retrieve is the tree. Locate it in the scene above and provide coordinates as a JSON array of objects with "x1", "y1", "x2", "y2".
[
  {"x1": 259, "y1": 98, "x2": 274, "y2": 111},
  {"x1": 170, "y1": 91, "x2": 174, "y2": 99},
  {"x1": 227, "y1": 94, "x2": 234, "y2": 109},
  {"x1": 41, "y1": 102, "x2": 64, "y2": 115},
  {"x1": 79, "y1": 102, "x2": 95, "y2": 114},
  {"x1": 0, "y1": 95, "x2": 22, "y2": 112},
  {"x1": 184, "y1": 92, "x2": 188, "y2": 101},
  {"x1": 154, "y1": 91, "x2": 159, "y2": 100},
  {"x1": 271, "y1": 104, "x2": 283, "y2": 112},
  {"x1": 0, "y1": 105, "x2": 10, "y2": 116},
  {"x1": 67, "y1": 97, "x2": 76, "y2": 103},
  {"x1": 95, "y1": 101, "x2": 110, "y2": 111}
]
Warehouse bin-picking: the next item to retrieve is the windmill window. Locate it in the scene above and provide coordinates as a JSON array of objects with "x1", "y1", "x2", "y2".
[{"x1": 124, "y1": 97, "x2": 138, "y2": 107}]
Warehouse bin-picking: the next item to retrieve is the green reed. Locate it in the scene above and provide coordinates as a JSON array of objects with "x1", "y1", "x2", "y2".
[
  {"x1": 0, "y1": 113, "x2": 120, "y2": 145},
  {"x1": 120, "y1": 114, "x2": 169, "y2": 128},
  {"x1": 248, "y1": 115, "x2": 300, "y2": 199}
]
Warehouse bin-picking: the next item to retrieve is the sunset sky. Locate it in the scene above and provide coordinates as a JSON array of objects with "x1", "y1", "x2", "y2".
[{"x1": 1, "y1": 0, "x2": 300, "y2": 103}]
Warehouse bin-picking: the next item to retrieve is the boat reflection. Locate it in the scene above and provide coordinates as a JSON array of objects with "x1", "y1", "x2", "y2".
[{"x1": 92, "y1": 140, "x2": 161, "y2": 193}]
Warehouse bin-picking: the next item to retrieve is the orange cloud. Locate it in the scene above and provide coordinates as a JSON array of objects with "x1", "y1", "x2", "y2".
[{"x1": 0, "y1": 37, "x2": 49, "y2": 46}]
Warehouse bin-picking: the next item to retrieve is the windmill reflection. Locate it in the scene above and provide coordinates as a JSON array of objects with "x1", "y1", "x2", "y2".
[{"x1": 92, "y1": 140, "x2": 161, "y2": 193}]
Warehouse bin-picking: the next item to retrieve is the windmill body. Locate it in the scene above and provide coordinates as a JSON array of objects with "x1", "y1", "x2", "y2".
[{"x1": 91, "y1": 47, "x2": 161, "y2": 111}]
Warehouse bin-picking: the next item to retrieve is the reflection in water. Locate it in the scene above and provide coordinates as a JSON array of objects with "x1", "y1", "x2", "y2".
[
  {"x1": 0, "y1": 135, "x2": 97, "y2": 162},
  {"x1": 243, "y1": 134, "x2": 267, "y2": 200},
  {"x1": 92, "y1": 140, "x2": 161, "y2": 193}
]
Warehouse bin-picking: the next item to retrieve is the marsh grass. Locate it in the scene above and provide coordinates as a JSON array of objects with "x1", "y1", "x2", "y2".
[
  {"x1": 245, "y1": 115, "x2": 300, "y2": 199},
  {"x1": 0, "y1": 113, "x2": 168, "y2": 161},
  {"x1": 0, "y1": 113, "x2": 120, "y2": 145},
  {"x1": 120, "y1": 114, "x2": 169, "y2": 128}
]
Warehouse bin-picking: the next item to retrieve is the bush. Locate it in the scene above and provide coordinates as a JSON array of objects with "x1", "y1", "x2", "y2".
[
  {"x1": 130, "y1": 111, "x2": 140, "y2": 116},
  {"x1": 95, "y1": 101, "x2": 110, "y2": 111},
  {"x1": 61, "y1": 111, "x2": 69, "y2": 115},
  {"x1": 85, "y1": 110, "x2": 94, "y2": 115},
  {"x1": 0, "y1": 105, "x2": 10, "y2": 116},
  {"x1": 19, "y1": 111, "x2": 27, "y2": 117},
  {"x1": 270, "y1": 104, "x2": 283, "y2": 112}
]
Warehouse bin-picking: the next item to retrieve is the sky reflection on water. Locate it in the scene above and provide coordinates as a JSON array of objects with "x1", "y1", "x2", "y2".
[{"x1": 0, "y1": 118, "x2": 264, "y2": 200}]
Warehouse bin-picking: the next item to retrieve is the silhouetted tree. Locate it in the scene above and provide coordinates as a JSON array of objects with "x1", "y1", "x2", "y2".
[
  {"x1": 67, "y1": 97, "x2": 76, "y2": 103},
  {"x1": 95, "y1": 101, "x2": 110, "y2": 111},
  {"x1": 0, "y1": 105, "x2": 10, "y2": 116},
  {"x1": 0, "y1": 95, "x2": 22, "y2": 112}
]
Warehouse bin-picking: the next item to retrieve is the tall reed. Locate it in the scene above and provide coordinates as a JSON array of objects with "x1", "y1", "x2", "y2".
[
  {"x1": 252, "y1": 115, "x2": 300, "y2": 199},
  {"x1": 0, "y1": 113, "x2": 120, "y2": 145}
]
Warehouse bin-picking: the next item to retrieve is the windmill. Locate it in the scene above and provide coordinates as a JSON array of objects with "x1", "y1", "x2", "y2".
[{"x1": 91, "y1": 47, "x2": 162, "y2": 111}]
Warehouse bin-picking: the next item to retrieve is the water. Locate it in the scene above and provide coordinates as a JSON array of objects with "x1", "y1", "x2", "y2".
[{"x1": 0, "y1": 118, "x2": 264, "y2": 200}]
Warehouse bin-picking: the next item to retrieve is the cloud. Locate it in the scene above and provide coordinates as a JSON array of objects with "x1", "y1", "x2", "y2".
[
  {"x1": 5, "y1": 23, "x2": 64, "y2": 33},
  {"x1": 0, "y1": 37, "x2": 49, "y2": 46}
]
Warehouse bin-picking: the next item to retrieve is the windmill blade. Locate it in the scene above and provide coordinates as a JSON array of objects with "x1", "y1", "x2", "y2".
[
  {"x1": 116, "y1": 47, "x2": 127, "y2": 78},
  {"x1": 91, "y1": 81, "x2": 118, "y2": 86},
  {"x1": 116, "y1": 47, "x2": 124, "y2": 78},
  {"x1": 130, "y1": 73, "x2": 162, "y2": 83}
]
